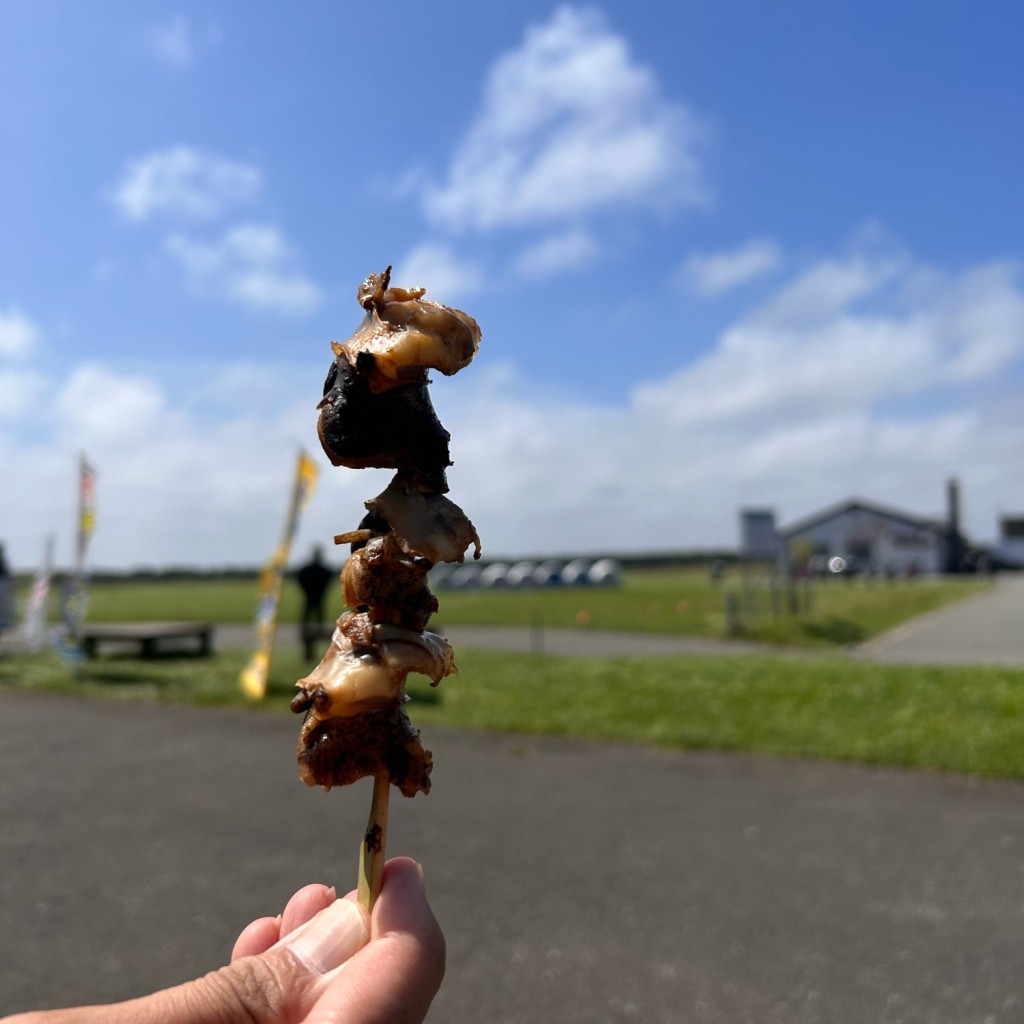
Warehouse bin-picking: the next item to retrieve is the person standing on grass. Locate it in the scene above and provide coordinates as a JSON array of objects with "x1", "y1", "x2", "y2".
[
  {"x1": 0, "y1": 544, "x2": 13, "y2": 642},
  {"x1": 295, "y1": 544, "x2": 334, "y2": 659}
]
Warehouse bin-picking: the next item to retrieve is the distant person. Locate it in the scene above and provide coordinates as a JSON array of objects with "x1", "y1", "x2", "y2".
[
  {"x1": 0, "y1": 545, "x2": 13, "y2": 641},
  {"x1": 296, "y1": 544, "x2": 335, "y2": 659}
]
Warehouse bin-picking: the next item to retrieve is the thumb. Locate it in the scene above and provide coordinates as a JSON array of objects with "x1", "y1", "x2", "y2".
[{"x1": 150, "y1": 897, "x2": 371, "y2": 1024}]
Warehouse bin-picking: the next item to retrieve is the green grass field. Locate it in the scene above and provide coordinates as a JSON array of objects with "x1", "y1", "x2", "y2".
[
  {"x1": 5, "y1": 567, "x2": 1007, "y2": 778},
  {"x1": 431, "y1": 569, "x2": 986, "y2": 646},
  {"x1": 3, "y1": 646, "x2": 1023, "y2": 779},
  {"x1": 30, "y1": 567, "x2": 987, "y2": 649}
]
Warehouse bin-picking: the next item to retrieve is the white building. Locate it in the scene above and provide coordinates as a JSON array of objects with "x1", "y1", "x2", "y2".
[
  {"x1": 992, "y1": 516, "x2": 1024, "y2": 568},
  {"x1": 782, "y1": 498, "x2": 949, "y2": 575},
  {"x1": 739, "y1": 508, "x2": 782, "y2": 560}
]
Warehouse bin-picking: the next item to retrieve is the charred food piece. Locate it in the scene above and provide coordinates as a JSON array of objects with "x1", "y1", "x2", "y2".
[
  {"x1": 292, "y1": 610, "x2": 455, "y2": 794},
  {"x1": 337, "y1": 474, "x2": 480, "y2": 632},
  {"x1": 298, "y1": 267, "x2": 482, "y2": 799},
  {"x1": 295, "y1": 610, "x2": 454, "y2": 717},
  {"x1": 366, "y1": 474, "x2": 481, "y2": 565},
  {"x1": 341, "y1": 533, "x2": 437, "y2": 633},
  {"x1": 315, "y1": 267, "x2": 482, "y2": 493},
  {"x1": 317, "y1": 352, "x2": 452, "y2": 493},
  {"x1": 347, "y1": 266, "x2": 481, "y2": 390},
  {"x1": 297, "y1": 706, "x2": 433, "y2": 797}
]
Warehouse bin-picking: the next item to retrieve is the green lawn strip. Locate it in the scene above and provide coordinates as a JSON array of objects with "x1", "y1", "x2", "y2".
[
  {"x1": 435, "y1": 572, "x2": 986, "y2": 645},
  {"x1": 413, "y1": 651, "x2": 1024, "y2": 778},
  {"x1": 3, "y1": 647, "x2": 1023, "y2": 779},
  {"x1": 78, "y1": 578, "x2": 311, "y2": 626},
  {"x1": 717, "y1": 576, "x2": 989, "y2": 646},
  {"x1": 29, "y1": 570, "x2": 988, "y2": 649}
]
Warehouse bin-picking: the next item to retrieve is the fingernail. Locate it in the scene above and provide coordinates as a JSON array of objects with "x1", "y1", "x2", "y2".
[
  {"x1": 281, "y1": 897, "x2": 370, "y2": 973},
  {"x1": 414, "y1": 861, "x2": 426, "y2": 889}
]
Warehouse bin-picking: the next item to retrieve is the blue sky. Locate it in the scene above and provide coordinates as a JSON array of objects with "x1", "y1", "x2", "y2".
[{"x1": 2, "y1": 1, "x2": 1022, "y2": 569}]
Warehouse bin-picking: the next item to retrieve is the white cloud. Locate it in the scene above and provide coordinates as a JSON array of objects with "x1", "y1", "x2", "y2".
[
  {"x1": 512, "y1": 227, "x2": 600, "y2": 279},
  {"x1": 751, "y1": 253, "x2": 902, "y2": 330},
  {"x1": 939, "y1": 263, "x2": 1024, "y2": 378},
  {"x1": 392, "y1": 242, "x2": 484, "y2": 305},
  {"x1": 679, "y1": 238, "x2": 782, "y2": 296},
  {"x1": 0, "y1": 306, "x2": 40, "y2": 358},
  {"x1": 149, "y1": 15, "x2": 221, "y2": 69},
  {"x1": 423, "y1": 245, "x2": 1024, "y2": 554},
  {"x1": 165, "y1": 223, "x2": 324, "y2": 315},
  {"x1": 0, "y1": 307, "x2": 45, "y2": 422},
  {"x1": 2, "y1": 241, "x2": 1021, "y2": 568},
  {"x1": 109, "y1": 150, "x2": 321, "y2": 316},
  {"x1": 637, "y1": 251, "x2": 1024, "y2": 428},
  {"x1": 0, "y1": 358, "x2": 363, "y2": 570},
  {"x1": 423, "y1": 6, "x2": 706, "y2": 231},
  {"x1": 58, "y1": 365, "x2": 169, "y2": 442},
  {"x1": 109, "y1": 147, "x2": 261, "y2": 222},
  {"x1": 461, "y1": 248, "x2": 1022, "y2": 554},
  {"x1": 440, "y1": 376, "x2": 1017, "y2": 559},
  {"x1": 0, "y1": 368, "x2": 47, "y2": 422},
  {"x1": 150, "y1": 15, "x2": 195, "y2": 69},
  {"x1": 226, "y1": 270, "x2": 323, "y2": 315}
]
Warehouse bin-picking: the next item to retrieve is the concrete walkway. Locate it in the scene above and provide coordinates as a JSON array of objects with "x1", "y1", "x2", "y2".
[
  {"x1": 3, "y1": 690, "x2": 1023, "y2": 1022},
  {"x1": 2, "y1": 620, "x2": 811, "y2": 661},
  {"x1": 216, "y1": 621, "x2": 817, "y2": 659},
  {"x1": 852, "y1": 574, "x2": 1024, "y2": 667}
]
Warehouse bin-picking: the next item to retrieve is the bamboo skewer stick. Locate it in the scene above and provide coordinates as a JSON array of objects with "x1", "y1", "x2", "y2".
[{"x1": 357, "y1": 774, "x2": 391, "y2": 913}]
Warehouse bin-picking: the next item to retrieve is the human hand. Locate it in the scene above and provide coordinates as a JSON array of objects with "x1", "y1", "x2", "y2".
[{"x1": 4, "y1": 856, "x2": 444, "y2": 1024}]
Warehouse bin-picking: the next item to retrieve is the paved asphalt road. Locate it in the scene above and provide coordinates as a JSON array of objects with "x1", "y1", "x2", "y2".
[{"x1": 3, "y1": 690, "x2": 1024, "y2": 1023}]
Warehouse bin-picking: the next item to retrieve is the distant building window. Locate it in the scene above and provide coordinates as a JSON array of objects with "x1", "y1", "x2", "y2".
[
  {"x1": 892, "y1": 532, "x2": 928, "y2": 549},
  {"x1": 1001, "y1": 517, "x2": 1024, "y2": 540},
  {"x1": 740, "y1": 509, "x2": 780, "y2": 559},
  {"x1": 848, "y1": 541, "x2": 873, "y2": 562}
]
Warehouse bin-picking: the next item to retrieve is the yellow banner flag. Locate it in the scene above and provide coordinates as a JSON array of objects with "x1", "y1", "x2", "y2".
[{"x1": 240, "y1": 450, "x2": 320, "y2": 700}]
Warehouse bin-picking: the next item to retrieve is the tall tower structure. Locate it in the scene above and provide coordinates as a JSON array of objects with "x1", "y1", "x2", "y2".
[{"x1": 944, "y1": 477, "x2": 967, "y2": 573}]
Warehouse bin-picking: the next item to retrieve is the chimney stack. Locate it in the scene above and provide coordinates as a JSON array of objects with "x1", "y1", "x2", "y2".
[
  {"x1": 947, "y1": 477, "x2": 961, "y2": 535},
  {"x1": 945, "y1": 477, "x2": 966, "y2": 572}
]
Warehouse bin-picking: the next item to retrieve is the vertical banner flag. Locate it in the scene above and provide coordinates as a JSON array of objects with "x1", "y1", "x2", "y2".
[
  {"x1": 77, "y1": 454, "x2": 97, "y2": 575},
  {"x1": 22, "y1": 534, "x2": 55, "y2": 652},
  {"x1": 58, "y1": 454, "x2": 97, "y2": 667},
  {"x1": 240, "y1": 450, "x2": 320, "y2": 700}
]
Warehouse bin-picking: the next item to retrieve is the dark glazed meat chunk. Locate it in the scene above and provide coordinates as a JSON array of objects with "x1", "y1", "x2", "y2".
[
  {"x1": 298, "y1": 705, "x2": 433, "y2": 797},
  {"x1": 317, "y1": 352, "x2": 452, "y2": 493}
]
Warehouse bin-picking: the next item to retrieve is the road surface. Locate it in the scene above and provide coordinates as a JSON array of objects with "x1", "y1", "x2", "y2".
[{"x1": 2, "y1": 691, "x2": 1023, "y2": 1023}]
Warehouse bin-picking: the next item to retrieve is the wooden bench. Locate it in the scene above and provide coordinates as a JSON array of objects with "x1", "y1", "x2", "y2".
[{"x1": 80, "y1": 622, "x2": 214, "y2": 659}]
